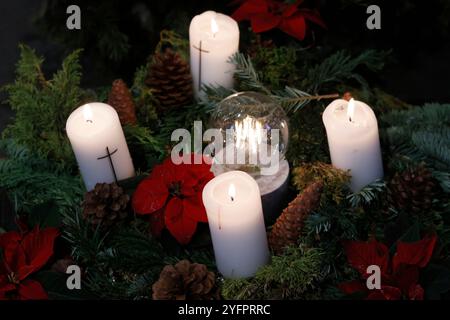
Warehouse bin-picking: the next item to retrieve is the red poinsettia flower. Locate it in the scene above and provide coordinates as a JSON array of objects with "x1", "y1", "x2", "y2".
[
  {"x1": 231, "y1": 0, "x2": 326, "y2": 41},
  {"x1": 132, "y1": 154, "x2": 214, "y2": 245},
  {"x1": 340, "y1": 234, "x2": 437, "y2": 300},
  {"x1": 0, "y1": 227, "x2": 59, "y2": 300}
]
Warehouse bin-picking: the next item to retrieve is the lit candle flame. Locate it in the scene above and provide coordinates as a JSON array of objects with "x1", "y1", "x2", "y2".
[
  {"x1": 347, "y1": 98, "x2": 355, "y2": 122},
  {"x1": 234, "y1": 116, "x2": 263, "y2": 153},
  {"x1": 211, "y1": 17, "x2": 219, "y2": 36},
  {"x1": 228, "y1": 183, "x2": 236, "y2": 202},
  {"x1": 83, "y1": 104, "x2": 93, "y2": 123}
]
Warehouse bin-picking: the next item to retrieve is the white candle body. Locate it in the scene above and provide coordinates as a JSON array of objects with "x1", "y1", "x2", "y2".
[
  {"x1": 189, "y1": 11, "x2": 239, "y2": 97},
  {"x1": 66, "y1": 103, "x2": 135, "y2": 191},
  {"x1": 322, "y1": 99, "x2": 383, "y2": 192},
  {"x1": 202, "y1": 171, "x2": 269, "y2": 278}
]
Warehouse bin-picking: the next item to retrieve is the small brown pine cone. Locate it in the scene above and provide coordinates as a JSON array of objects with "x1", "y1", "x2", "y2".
[
  {"x1": 82, "y1": 183, "x2": 130, "y2": 229},
  {"x1": 145, "y1": 49, "x2": 193, "y2": 111},
  {"x1": 152, "y1": 260, "x2": 220, "y2": 300},
  {"x1": 269, "y1": 181, "x2": 323, "y2": 255},
  {"x1": 107, "y1": 79, "x2": 137, "y2": 125},
  {"x1": 388, "y1": 165, "x2": 437, "y2": 215}
]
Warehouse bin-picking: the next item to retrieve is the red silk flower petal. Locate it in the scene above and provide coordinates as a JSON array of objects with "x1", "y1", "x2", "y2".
[
  {"x1": 338, "y1": 280, "x2": 368, "y2": 295},
  {"x1": 232, "y1": 0, "x2": 269, "y2": 22},
  {"x1": 148, "y1": 208, "x2": 166, "y2": 238},
  {"x1": 251, "y1": 13, "x2": 281, "y2": 33},
  {"x1": 298, "y1": 9, "x2": 327, "y2": 29},
  {"x1": 150, "y1": 159, "x2": 181, "y2": 185},
  {"x1": 366, "y1": 286, "x2": 402, "y2": 300},
  {"x1": 408, "y1": 284, "x2": 424, "y2": 300},
  {"x1": 132, "y1": 178, "x2": 169, "y2": 215},
  {"x1": 393, "y1": 265, "x2": 420, "y2": 295},
  {"x1": 343, "y1": 240, "x2": 390, "y2": 277},
  {"x1": 0, "y1": 231, "x2": 26, "y2": 275},
  {"x1": 18, "y1": 227, "x2": 59, "y2": 279},
  {"x1": 0, "y1": 231, "x2": 21, "y2": 248},
  {"x1": 183, "y1": 195, "x2": 208, "y2": 223},
  {"x1": 181, "y1": 183, "x2": 196, "y2": 198},
  {"x1": 164, "y1": 198, "x2": 198, "y2": 245},
  {"x1": 393, "y1": 234, "x2": 437, "y2": 272},
  {"x1": 282, "y1": 0, "x2": 303, "y2": 18},
  {"x1": 279, "y1": 15, "x2": 306, "y2": 41},
  {"x1": 17, "y1": 279, "x2": 48, "y2": 300}
]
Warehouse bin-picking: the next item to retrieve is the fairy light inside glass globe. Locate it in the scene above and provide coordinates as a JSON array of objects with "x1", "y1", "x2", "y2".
[{"x1": 210, "y1": 91, "x2": 289, "y2": 177}]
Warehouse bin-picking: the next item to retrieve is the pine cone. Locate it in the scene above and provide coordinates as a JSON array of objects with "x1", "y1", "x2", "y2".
[
  {"x1": 269, "y1": 181, "x2": 323, "y2": 255},
  {"x1": 107, "y1": 79, "x2": 137, "y2": 125},
  {"x1": 146, "y1": 49, "x2": 193, "y2": 111},
  {"x1": 388, "y1": 165, "x2": 437, "y2": 215},
  {"x1": 82, "y1": 183, "x2": 130, "y2": 229},
  {"x1": 152, "y1": 260, "x2": 220, "y2": 300}
]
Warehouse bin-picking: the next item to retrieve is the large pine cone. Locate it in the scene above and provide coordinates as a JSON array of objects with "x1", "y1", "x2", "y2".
[
  {"x1": 82, "y1": 183, "x2": 130, "y2": 228},
  {"x1": 107, "y1": 79, "x2": 137, "y2": 125},
  {"x1": 152, "y1": 260, "x2": 220, "y2": 300},
  {"x1": 388, "y1": 165, "x2": 437, "y2": 215},
  {"x1": 145, "y1": 49, "x2": 193, "y2": 111},
  {"x1": 269, "y1": 181, "x2": 323, "y2": 255}
]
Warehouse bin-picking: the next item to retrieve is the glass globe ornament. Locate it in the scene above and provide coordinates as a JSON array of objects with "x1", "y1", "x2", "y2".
[{"x1": 209, "y1": 91, "x2": 289, "y2": 177}]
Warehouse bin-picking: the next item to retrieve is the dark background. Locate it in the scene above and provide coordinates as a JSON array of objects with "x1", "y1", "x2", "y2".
[{"x1": 1, "y1": 0, "x2": 450, "y2": 133}]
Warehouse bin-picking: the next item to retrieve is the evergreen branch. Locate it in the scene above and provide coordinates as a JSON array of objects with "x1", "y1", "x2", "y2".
[
  {"x1": 222, "y1": 246, "x2": 326, "y2": 299},
  {"x1": 307, "y1": 50, "x2": 388, "y2": 93},
  {"x1": 433, "y1": 170, "x2": 450, "y2": 193},
  {"x1": 381, "y1": 104, "x2": 450, "y2": 176},
  {"x1": 62, "y1": 208, "x2": 108, "y2": 265},
  {"x1": 3, "y1": 45, "x2": 84, "y2": 167},
  {"x1": 0, "y1": 140, "x2": 83, "y2": 215},
  {"x1": 275, "y1": 86, "x2": 339, "y2": 112},
  {"x1": 124, "y1": 125, "x2": 166, "y2": 164},
  {"x1": 229, "y1": 52, "x2": 271, "y2": 94},
  {"x1": 412, "y1": 128, "x2": 450, "y2": 169},
  {"x1": 102, "y1": 227, "x2": 168, "y2": 274},
  {"x1": 346, "y1": 179, "x2": 386, "y2": 208}
]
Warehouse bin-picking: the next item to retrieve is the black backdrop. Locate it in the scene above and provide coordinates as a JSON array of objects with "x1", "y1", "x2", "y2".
[{"x1": 1, "y1": 0, "x2": 450, "y2": 134}]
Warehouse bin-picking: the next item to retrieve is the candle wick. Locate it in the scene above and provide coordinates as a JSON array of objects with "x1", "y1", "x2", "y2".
[
  {"x1": 86, "y1": 119, "x2": 93, "y2": 123},
  {"x1": 231, "y1": 196, "x2": 234, "y2": 202},
  {"x1": 349, "y1": 116, "x2": 352, "y2": 123}
]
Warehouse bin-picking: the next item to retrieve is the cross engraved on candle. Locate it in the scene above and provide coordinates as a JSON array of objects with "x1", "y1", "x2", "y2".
[
  {"x1": 192, "y1": 41, "x2": 210, "y2": 90},
  {"x1": 97, "y1": 146, "x2": 119, "y2": 183}
]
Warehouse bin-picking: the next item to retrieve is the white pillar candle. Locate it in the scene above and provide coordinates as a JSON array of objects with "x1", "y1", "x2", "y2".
[
  {"x1": 66, "y1": 102, "x2": 135, "y2": 191},
  {"x1": 189, "y1": 11, "x2": 239, "y2": 98},
  {"x1": 323, "y1": 98, "x2": 383, "y2": 192},
  {"x1": 202, "y1": 171, "x2": 269, "y2": 278}
]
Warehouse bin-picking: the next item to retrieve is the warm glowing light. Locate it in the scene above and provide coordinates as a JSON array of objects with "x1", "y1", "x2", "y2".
[
  {"x1": 228, "y1": 183, "x2": 236, "y2": 201},
  {"x1": 211, "y1": 17, "x2": 219, "y2": 35},
  {"x1": 83, "y1": 104, "x2": 93, "y2": 123},
  {"x1": 347, "y1": 98, "x2": 355, "y2": 122},
  {"x1": 234, "y1": 116, "x2": 263, "y2": 152}
]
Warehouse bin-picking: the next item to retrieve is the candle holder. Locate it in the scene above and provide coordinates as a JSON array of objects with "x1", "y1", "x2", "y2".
[{"x1": 209, "y1": 92, "x2": 290, "y2": 223}]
